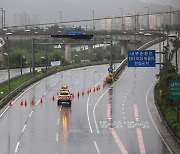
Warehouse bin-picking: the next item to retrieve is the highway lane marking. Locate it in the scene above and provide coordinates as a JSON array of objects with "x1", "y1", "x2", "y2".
[
  {"x1": 57, "y1": 118, "x2": 60, "y2": 125},
  {"x1": 111, "y1": 128, "x2": 128, "y2": 154},
  {"x1": 43, "y1": 91, "x2": 48, "y2": 96},
  {"x1": 56, "y1": 133, "x2": 59, "y2": 142},
  {"x1": 146, "y1": 80, "x2": 173, "y2": 154},
  {"x1": 93, "y1": 68, "x2": 128, "y2": 134},
  {"x1": 0, "y1": 79, "x2": 41, "y2": 118},
  {"x1": 133, "y1": 104, "x2": 139, "y2": 118},
  {"x1": 94, "y1": 141, "x2": 100, "y2": 154},
  {"x1": 87, "y1": 73, "x2": 107, "y2": 134},
  {"x1": 136, "y1": 128, "x2": 146, "y2": 154},
  {"x1": 14, "y1": 141, "x2": 20, "y2": 153},
  {"x1": 87, "y1": 93, "x2": 93, "y2": 133},
  {"x1": 29, "y1": 111, "x2": 34, "y2": 118},
  {"x1": 22, "y1": 124, "x2": 27, "y2": 133},
  {"x1": 0, "y1": 106, "x2": 10, "y2": 118}
]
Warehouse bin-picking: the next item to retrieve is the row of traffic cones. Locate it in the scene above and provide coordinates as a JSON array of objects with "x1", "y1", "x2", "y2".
[
  {"x1": 72, "y1": 85, "x2": 101, "y2": 99},
  {"x1": 9, "y1": 83, "x2": 107, "y2": 107}
]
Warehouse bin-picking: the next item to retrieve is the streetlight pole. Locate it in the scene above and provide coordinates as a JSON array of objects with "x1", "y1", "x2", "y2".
[
  {"x1": 144, "y1": 7, "x2": 150, "y2": 30},
  {"x1": 59, "y1": 11, "x2": 62, "y2": 27},
  {"x1": 169, "y1": 6, "x2": 171, "y2": 28},
  {"x1": 3, "y1": 10, "x2": 5, "y2": 28},
  {"x1": 45, "y1": 27, "x2": 49, "y2": 73},
  {"x1": 5, "y1": 32, "x2": 12, "y2": 93},
  {"x1": 90, "y1": 10, "x2": 95, "y2": 30},
  {"x1": 20, "y1": 29, "x2": 23, "y2": 75},
  {"x1": 0, "y1": 8, "x2": 3, "y2": 29},
  {"x1": 26, "y1": 29, "x2": 32, "y2": 75},
  {"x1": 118, "y1": 8, "x2": 124, "y2": 30}
]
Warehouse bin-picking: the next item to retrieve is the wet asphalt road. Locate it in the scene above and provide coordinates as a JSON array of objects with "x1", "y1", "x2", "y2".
[{"x1": 0, "y1": 44, "x2": 177, "y2": 154}]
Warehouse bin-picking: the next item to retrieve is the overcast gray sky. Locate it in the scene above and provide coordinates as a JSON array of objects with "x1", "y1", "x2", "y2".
[{"x1": 1, "y1": 0, "x2": 180, "y2": 26}]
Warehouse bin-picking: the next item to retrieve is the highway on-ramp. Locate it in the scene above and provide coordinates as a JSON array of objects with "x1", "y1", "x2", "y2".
[{"x1": 0, "y1": 44, "x2": 176, "y2": 154}]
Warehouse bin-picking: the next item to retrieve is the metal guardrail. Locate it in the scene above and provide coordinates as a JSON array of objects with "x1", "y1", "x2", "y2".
[
  {"x1": 0, "y1": 69, "x2": 56, "y2": 109},
  {"x1": 0, "y1": 37, "x2": 164, "y2": 109},
  {"x1": 0, "y1": 38, "x2": 5, "y2": 48},
  {"x1": 0, "y1": 60, "x2": 114, "y2": 109}
]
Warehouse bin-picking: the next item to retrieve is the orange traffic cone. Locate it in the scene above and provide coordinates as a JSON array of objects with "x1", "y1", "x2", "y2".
[
  {"x1": 9, "y1": 102, "x2": 13, "y2": 107},
  {"x1": 31, "y1": 99, "x2": 34, "y2": 105},
  {"x1": 20, "y1": 100, "x2": 23, "y2": 106},
  {"x1": 77, "y1": 92, "x2": 80, "y2": 98},
  {"x1": 24, "y1": 99, "x2": 27, "y2": 107},
  {"x1": 52, "y1": 96, "x2": 55, "y2": 102},
  {"x1": 40, "y1": 98, "x2": 43, "y2": 104},
  {"x1": 71, "y1": 93, "x2": 74, "y2": 99},
  {"x1": 82, "y1": 90, "x2": 84, "y2": 96}
]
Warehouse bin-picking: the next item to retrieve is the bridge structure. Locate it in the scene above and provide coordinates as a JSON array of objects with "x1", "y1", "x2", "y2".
[{"x1": 0, "y1": 30, "x2": 163, "y2": 62}]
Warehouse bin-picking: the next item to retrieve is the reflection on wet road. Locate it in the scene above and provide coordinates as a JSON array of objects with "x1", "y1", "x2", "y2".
[{"x1": 0, "y1": 55, "x2": 175, "y2": 154}]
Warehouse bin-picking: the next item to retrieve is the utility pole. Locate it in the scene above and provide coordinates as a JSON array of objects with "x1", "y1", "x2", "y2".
[
  {"x1": 118, "y1": 8, "x2": 124, "y2": 30},
  {"x1": 59, "y1": 11, "x2": 62, "y2": 27},
  {"x1": 3, "y1": 10, "x2": 5, "y2": 28},
  {"x1": 169, "y1": 6, "x2": 171, "y2": 28},
  {"x1": 144, "y1": 7, "x2": 150, "y2": 30},
  {"x1": 0, "y1": 8, "x2": 3, "y2": 28},
  {"x1": 90, "y1": 10, "x2": 95, "y2": 30},
  {"x1": 32, "y1": 38, "x2": 35, "y2": 77}
]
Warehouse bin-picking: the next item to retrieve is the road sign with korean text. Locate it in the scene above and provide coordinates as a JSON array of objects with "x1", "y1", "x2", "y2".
[
  {"x1": 169, "y1": 80, "x2": 180, "y2": 99},
  {"x1": 128, "y1": 50, "x2": 156, "y2": 67},
  {"x1": 67, "y1": 30, "x2": 84, "y2": 35}
]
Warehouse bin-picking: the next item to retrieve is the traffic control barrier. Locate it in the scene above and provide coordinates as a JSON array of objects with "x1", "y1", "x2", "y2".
[
  {"x1": 24, "y1": 99, "x2": 27, "y2": 107},
  {"x1": 87, "y1": 89, "x2": 90, "y2": 95},
  {"x1": 31, "y1": 99, "x2": 34, "y2": 105},
  {"x1": 77, "y1": 92, "x2": 80, "y2": 98},
  {"x1": 71, "y1": 93, "x2": 74, "y2": 99},
  {"x1": 52, "y1": 96, "x2": 55, "y2": 102},
  {"x1": 40, "y1": 98, "x2": 43, "y2": 104},
  {"x1": 82, "y1": 90, "x2": 84, "y2": 96},
  {"x1": 9, "y1": 102, "x2": 13, "y2": 107},
  {"x1": 20, "y1": 100, "x2": 23, "y2": 106}
]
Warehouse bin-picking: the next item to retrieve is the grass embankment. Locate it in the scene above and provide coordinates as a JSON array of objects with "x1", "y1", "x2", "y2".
[
  {"x1": 0, "y1": 71, "x2": 43, "y2": 109},
  {"x1": 155, "y1": 62, "x2": 180, "y2": 140}
]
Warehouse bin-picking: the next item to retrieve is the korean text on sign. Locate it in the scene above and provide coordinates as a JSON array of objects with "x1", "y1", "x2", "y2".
[{"x1": 128, "y1": 50, "x2": 156, "y2": 67}]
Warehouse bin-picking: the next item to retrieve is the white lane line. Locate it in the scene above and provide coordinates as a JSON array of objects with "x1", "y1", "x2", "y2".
[
  {"x1": 0, "y1": 80, "x2": 42, "y2": 118},
  {"x1": 52, "y1": 83, "x2": 56, "y2": 88},
  {"x1": 57, "y1": 118, "x2": 60, "y2": 125},
  {"x1": 146, "y1": 80, "x2": 173, "y2": 154},
  {"x1": 36, "y1": 100, "x2": 40, "y2": 106},
  {"x1": 94, "y1": 141, "x2": 100, "y2": 154},
  {"x1": 0, "y1": 106, "x2": 10, "y2": 118},
  {"x1": 87, "y1": 95, "x2": 93, "y2": 133},
  {"x1": 29, "y1": 111, "x2": 34, "y2": 118},
  {"x1": 43, "y1": 91, "x2": 48, "y2": 96},
  {"x1": 56, "y1": 133, "x2": 59, "y2": 142},
  {"x1": 87, "y1": 73, "x2": 107, "y2": 134},
  {"x1": 14, "y1": 141, "x2": 20, "y2": 153},
  {"x1": 22, "y1": 124, "x2": 27, "y2": 133}
]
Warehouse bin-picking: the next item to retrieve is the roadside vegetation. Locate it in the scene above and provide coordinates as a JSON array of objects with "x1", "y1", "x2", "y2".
[
  {"x1": 155, "y1": 62, "x2": 180, "y2": 139},
  {"x1": 0, "y1": 71, "x2": 45, "y2": 109}
]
